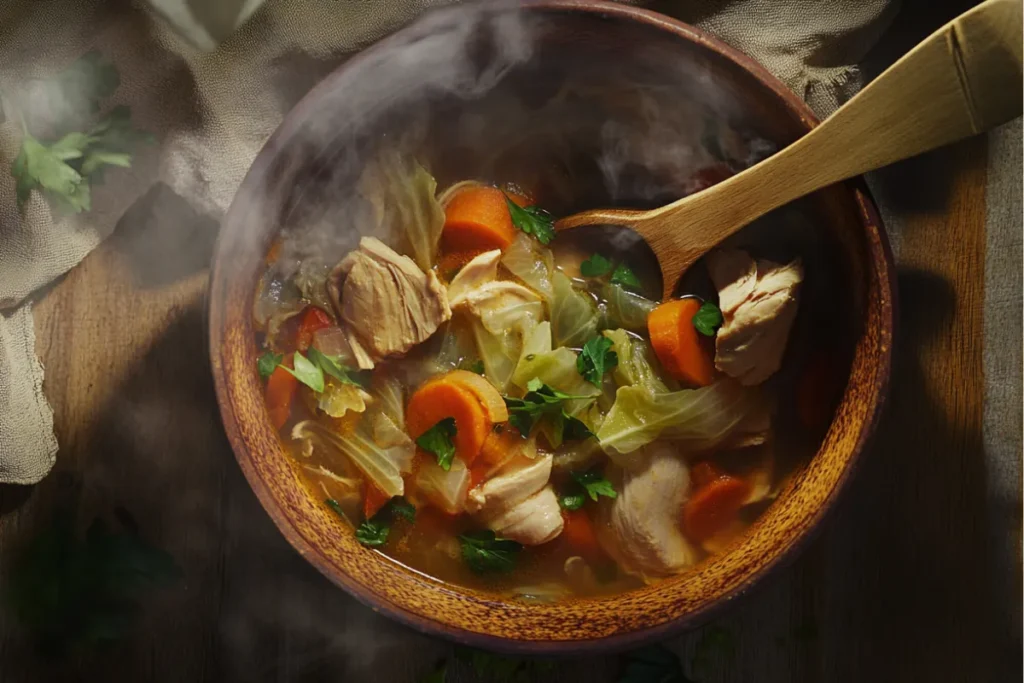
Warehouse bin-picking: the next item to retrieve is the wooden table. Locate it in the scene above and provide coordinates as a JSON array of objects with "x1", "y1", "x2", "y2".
[{"x1": 1, "y1": 3, "x2": 1019, "y2": 682}]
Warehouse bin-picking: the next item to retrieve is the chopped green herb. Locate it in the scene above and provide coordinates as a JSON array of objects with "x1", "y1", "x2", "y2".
[
  {"x1": 324, "y1": 498, "x2": 350, "y2": 524},
  {"x1": 560, "y1": 412, "x2": 595, "y2": 441},
  {"x1": 257, "y1": 351, "x2": 283, "y2": 379},
  {"x1": 504, "y1": 195, "x2": 556, "y2": 245},
  {"x1": 307, "y1": 346, "x2": 369, "y2": 388},
  {"x1": 558, "y1": 490, "x2": 587, "y2": 511},
  {"x1": 355, "y1": 518, "x2": 390, "y2": 546},
  {"x1": 469, "y1": 359, "x2": 485, "y2": 375},
  {"x1": 415, "y1": 417, "x2": 457, "y2": 471},
  {"x1": 282, "y1": 350, "x2": 324, "y2": 392},
  {"x1": 577, "y1": 335, "x2": 618, "y2": 387},
  {"x1": 580, "y1": 253, "x2": 614, "y2": 277},
  {"x1": 503, "y1": 379, "x2": 591, "y2": 437},
  {"x1": 617, "y1": 644, "x2": 691, "y2": 683},
  {"x1": 611, "y1": 262, "x2": 641, "y2": 291},
  {"x1": 354, "y1": 496, "x2": 416, "y2": 547},
  {"x1": 692, "y1": 300, "x2": 724, "y2": 337},
  {"x1": 571, "y1": 469, "x2": 617, "y2": 502},
  {"x1": 458, "y1": 530, "x2": 522, "y2": 574}
]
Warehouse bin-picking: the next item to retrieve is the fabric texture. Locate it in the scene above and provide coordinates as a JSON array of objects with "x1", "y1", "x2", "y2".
[{"x1": 0, "y1": 0, "x2": 974, "y2": 485}]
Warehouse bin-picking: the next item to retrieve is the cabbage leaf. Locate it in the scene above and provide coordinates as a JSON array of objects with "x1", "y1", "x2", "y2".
[
  {"x1": 291, "y1": 420, "x2": 408, "y2": 496},
  {"x1": 471, "y1": 318, "x2": 520, "y2": 392},
  {"x1": 501, "y1": 233, "x2": 555, "y2": 301},
  {"x1": 602, "y1": 328, "x2": 673, "y2": 393},
  {"x1": 599, "y1": 282, "x2": 656, "y2": 333},
  {"x1": 551, "y1": 272, "x2": 598, "y2": 348},
  {"x1": 597, "y1": 381, "x2": 762, "y2": 456}
]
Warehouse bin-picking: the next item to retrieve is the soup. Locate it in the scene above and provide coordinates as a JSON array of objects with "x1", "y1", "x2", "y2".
[{"x1": 252, "y1": 153, "x2": 838, "y2": 602}]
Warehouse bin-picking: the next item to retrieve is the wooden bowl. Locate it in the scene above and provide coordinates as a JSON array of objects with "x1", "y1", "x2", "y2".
[{"x1": 209, "y1": 0, "x2": 894, "y2": 653}]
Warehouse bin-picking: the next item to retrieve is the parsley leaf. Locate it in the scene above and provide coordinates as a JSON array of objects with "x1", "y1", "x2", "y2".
[
  {"x1": 617, "y1": 644, "x2": 691, "y2": 683},
  {"x1": 416, "y1": 417, "x2": 457, "y2": 471},
  {"x1": 503, "y1": 380, "x2": 591, "y2": 437},
  {"x1": 4, "y1": 507, "x2": 181, "y2": 657},
  {"x1": 282, "y1": 350, "x2": 324, "y2": 392},
  {"x1": 561, "y1": 412, "x2": 595, "y2": 441},
  {"x1": 580, "y1": 253, "x2": 614, "y2": 277},
  {"x1": 692, "y1": 300, "x2": 723, "y2": 337},
  {"x1": 257, "y1": 351, "x2": 282, "y2": 379},
  {"x1": 558, "y1": 490, "x2": 587, "y2": 511},
  {"x1": 324, "y1": 498, "x2": 351, "y2": 524},
  {"x1": 307, "y1": 346, "x2": 369, "y2": 388},
  {"x1": 355, "y1": 519, "x2": 390, "y2": 546},
  {"x1": 611, "y1": 262, "x2": 641, "y2": 291},
  {"x1": 459, "y1": 530, "x2": 522, "y2": 574},
  {"x1": 505, "y1": 195, "x2": 556, "y2": 245},
  {"x1": 354, "y1": 496, "x2": 416, "y2": 547},
  {"x1": 577, "y1": 335, "x2": 618, "y2": 387},
  {"x1": 572, "y1": 469, "x2": 617, "y2": 502}
]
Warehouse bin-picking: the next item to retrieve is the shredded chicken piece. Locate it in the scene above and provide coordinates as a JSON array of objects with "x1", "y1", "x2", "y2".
[
  {"x1": 708, "y1": 249, "x2": 803, "y2": 386},
  {"x1": 327, "y1": 237, "x2": 451, "y2": 366},
  {"x1": 479, "y1": 485, "x2": 563, "y2": 545},
  {"x1": 467, "y1": 452, "x2": 563, "y2": 545},
  {"x1": 446, "y1": 250, "x2": 543, "y2": 337},
  {"x1": 448, "y1": 250, "x2": 502, "y2": 306},
  {"x1": 599, "y1": 442, "x2": 697, "y2": 579}
]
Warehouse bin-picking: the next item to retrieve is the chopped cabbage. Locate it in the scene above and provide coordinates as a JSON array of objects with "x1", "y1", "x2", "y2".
[
  {"x1": 597, "y1": 381, "x2": 762, "y2": 457},
  {"x1": 414, "y1": 457, "x2": 471, "y2": 514},
  {"x1": 551, "y1": 272, "x2": 599, "y2": 348},
  {"x1": 317, "y1": 380, "x2": 372, "y2": 418},
  {"x1": 598, "y1": 282, "x2": 656, "y2": 333},
  {"x1": 358, "y1": 152, "x2": 444, "y2": 271},
  {"x1": 368, "y1": 374, "x2": 412, "y2": 449},
  {"x1": 291, "y1": 420, "x2": 408, "y2": 496},
  {"x1": 471, "y1": 284, "x2": 544, "y2": 337},
  {"x1": 602, "y1": 328, "x2": 673, "y2": 393},
  {"x1": 501, "y1": 233, "x2": 555, "y2": 301},
  {"x1": 511, "y1": 347, "x2": 599, "y2": 403},
  {"x1": 471, "y1": 318, "x2": 520, "y2": 392}
]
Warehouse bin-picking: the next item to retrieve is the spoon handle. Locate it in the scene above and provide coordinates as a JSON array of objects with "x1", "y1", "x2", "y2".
[{"x1": 643, "y1": 0, "x2": 1022, "y2": 255}]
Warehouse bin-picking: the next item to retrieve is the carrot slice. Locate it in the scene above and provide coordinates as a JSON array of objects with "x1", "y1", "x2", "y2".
[
  {"x1": 296, "y1": 306, "x2": 334, "y2": 352},
  {"x1": 265, "y1": 355, "x2": 298, "y2": 430},
  {"x1": 406, "y1": 376, "x2": 492, "y2": 465},
  {"x1": 682, "y1": 474, "x2": 752, "y2": 543},
  {"x1": 364, "y1": 482, "x2": 391, "y2": 520},
  {"x1": 445, "y1": 370, "x2": 508, "y2": 423},
  {"x1": 648, "y1": 298, "x2": 715, "y2": 387},
  {"x1": 562, "y1": 508, "x2": 603, "y2": 559},
  {"x1": 690, "y1": 461, "x2": 726, "y2": 490},
  {"x1": 442, "y1": 186, "x2": 521, "y2": 252}
]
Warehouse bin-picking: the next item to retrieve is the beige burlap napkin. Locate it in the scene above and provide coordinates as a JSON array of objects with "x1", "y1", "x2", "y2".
[{"x1": 0, "y1": 0, "x2": 894, "y2": 483}]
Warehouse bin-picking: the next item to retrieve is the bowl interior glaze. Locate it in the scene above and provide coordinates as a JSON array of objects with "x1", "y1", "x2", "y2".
[{"x1": 209, "y1": 1, "x2": 894, "y2": 653}]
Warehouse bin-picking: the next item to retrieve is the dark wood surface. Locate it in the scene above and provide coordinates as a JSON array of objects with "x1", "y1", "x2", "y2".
[{"x1": 1, "y1": 2, "x2": 1020, "y2": 682}]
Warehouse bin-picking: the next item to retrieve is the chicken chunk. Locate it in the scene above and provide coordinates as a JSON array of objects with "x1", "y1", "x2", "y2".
[
  {"x1": 447, "y1": 250, "x2": 542, "y2": 337},
  {"x1": 467, "y1": 452, "x2": 562, "y2": 545},
  {"x1": 327, "y1": 237, "x2": 451, "y2": 364},
  {"x1": 465, "y1": 452, "x2": 552, "y2": 515},
  {"x1": 479, "y1": 485, "x2": 563, "y2": 546},
  {"x1": 599, "y1": 442, "x2": 697, "y2": 579},
  {"x1": 707, "y1": 249, "x2": 803, "y2": 386}
]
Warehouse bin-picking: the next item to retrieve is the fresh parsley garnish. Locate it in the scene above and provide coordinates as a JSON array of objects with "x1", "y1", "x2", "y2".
[
  {"x1": 611, "y1": 262, "x2": 641, "y2": 291},
  {"x1": 458, "y1": 530, "x2": 522, "y2": 574},
  {"x1": 307, "y1": 346, "x2": 370, "y2": 388},
  {"x1": 572, "y1": 469, "x2": 617, "y2": 501},
  {"x1": 324, "y1": 498, "x2": 350, "y2": 524},
  {"x1": 4, "y1": 507, "x2": 181, "y2": 657},
  {"x1": 560, "y1": 413, "x2": 595, "y2": 441},
  {"x1": 617, "y1": 644, "x2": 691, "y2": 683},
  {"x1": 354, "y1": 496, "x2": 416, "y2": 547},
  {"x1": 692, "y1": 300, "x2": 723, "y2": 337},
  {"x1": 469, "y1": 359, "x2": 485, "y2": 375},
  {"x1": 580, "y1": 253, "x2": 614, "y2": 277},
  {"x1": 577, "y1": 335, "x2": 618, "y2": 387},
  {"x1": 503, "y1": 378, "x2": 591, "y2": 438},
  {"x1": 558, "y1": 490, "x2": 587, "y2": 511},
  {"x1": 559, "y1": 468, "x2": 616, "y2": 510},
  {"x1": 504, "y1": 195, "x2": 556, "y2": 245},
  {"x1": 416, "y1": 417, "x2": 457, "y2": 471},
  {"x1": 282, "y1": 350, "x2": 324, "y2": 392},
  {"x1": 257, "y1": 351, "x2": 283, "y2": 379}
]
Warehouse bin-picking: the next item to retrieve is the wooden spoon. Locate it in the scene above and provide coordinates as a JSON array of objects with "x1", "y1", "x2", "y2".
[{"x1": 556, "y1": 0, "x2": 1023, "y2": 300}]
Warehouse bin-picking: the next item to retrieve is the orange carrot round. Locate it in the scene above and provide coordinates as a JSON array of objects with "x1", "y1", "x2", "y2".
[
  {"x1": 446, "y1": 370, "x2": 508, "y2": 423},
  {"x1": 682, "y1": 474, "x2": 751, "y2": 543},
  {"x1": 442, "y1": 186, "x2": 520, "y2": 252},
  {"x1": 562, "y1": 508, "x2": 603, "y2": 559},
  {"x1": 406, "y1": 377, "x2": 492, "y2": 465},
  {"x1": 648, "y1": 298, "x2": 715, "y2": 387},
  {"x1": 265, "y1": 355, "x2": 298, "y2": 430},
  {"x1": 690, "y1": 461, "x2": 726, "y2": 490}
]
